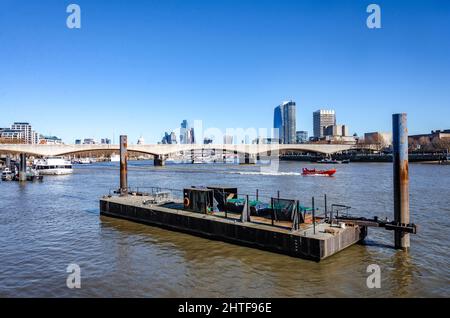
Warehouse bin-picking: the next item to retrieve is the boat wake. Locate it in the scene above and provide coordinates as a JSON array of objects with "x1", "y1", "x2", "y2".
[{"x1": 229, "y1": 171, "x2": 302, "y2": 176}]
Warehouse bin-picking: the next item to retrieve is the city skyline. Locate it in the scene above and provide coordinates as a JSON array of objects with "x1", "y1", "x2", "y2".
[{"x1": 1, "y1": 0, "x2": 449, "y2": 143}]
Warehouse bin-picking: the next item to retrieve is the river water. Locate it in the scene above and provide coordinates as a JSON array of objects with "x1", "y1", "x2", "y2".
[{"x1": 0, "y1": 161, "x2": 449, "y2": 297}]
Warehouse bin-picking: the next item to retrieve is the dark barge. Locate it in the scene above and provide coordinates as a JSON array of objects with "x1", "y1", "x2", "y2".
[{"x1": 100, "y1": 186, "x2": 367, "y2": 261}]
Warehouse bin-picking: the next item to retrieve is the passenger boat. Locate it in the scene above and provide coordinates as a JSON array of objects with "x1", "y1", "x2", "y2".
[
  {"x1": 1, "y1": 167, "x2": 14, "y2": 181},
  {"x1": 33, "y1": 157, "x2": 73, "y2": 175},
  {"x1": 302, "y1": 168, "x2": 336, "y2": 177}
]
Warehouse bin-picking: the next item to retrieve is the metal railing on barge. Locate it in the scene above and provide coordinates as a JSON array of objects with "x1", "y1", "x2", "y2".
[{"x1": 106, "y1": 186, "x2": 346, "y2": 233}]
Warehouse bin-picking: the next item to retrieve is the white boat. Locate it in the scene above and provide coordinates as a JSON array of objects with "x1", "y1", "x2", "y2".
[
  {"x1": 192, "y1": 156, "x2": 213, "y2": 164},
  {"x1": 77, "y1": 158, "x2": 91, "y2": 164},
  {"x1": 110, "y1": 154, "x2": 120, "y2": 162},
  {"x1": 1, "y1": 167, "x2": 14, "y2": 181},
  {"x1": 33, "y1": 157, "x2": 73, "y2": 175}
]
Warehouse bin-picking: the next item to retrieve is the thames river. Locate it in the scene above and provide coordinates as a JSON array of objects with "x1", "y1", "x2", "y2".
[{"x1": 0, "y1": 161, "x2": 449, "y2": 297}]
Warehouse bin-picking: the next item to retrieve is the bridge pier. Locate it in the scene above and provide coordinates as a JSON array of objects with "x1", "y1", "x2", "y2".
[
  {"x1": 19, "y1": 153, "x2": 27, "y2": 181},
  {"x1": 239, "y1": 153, "x2": 256, "y2": 165},
  {"x1": 154, "y1": 155, "x2": 165, "y2": 166}
]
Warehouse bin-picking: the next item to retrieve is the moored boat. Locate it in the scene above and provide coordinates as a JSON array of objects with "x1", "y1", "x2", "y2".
[
  {"x1": 317, "y1": 158, "x2": 340, "y2": 164},
  {"x1": 1, "y1": 167, "x2": 15, "y2": 181},
  {"x1": 33, "y1": 157, "x2": 73, "y2": 175}
]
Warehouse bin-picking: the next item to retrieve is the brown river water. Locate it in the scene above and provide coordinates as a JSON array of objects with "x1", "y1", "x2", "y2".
[{"x1": 0, "y1": 161, "x2": 449, "y2": 297}]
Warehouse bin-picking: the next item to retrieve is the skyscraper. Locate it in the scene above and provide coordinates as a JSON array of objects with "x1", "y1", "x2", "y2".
[
  {"x1": 273, "y1": 101, "x2": 296, "y2": 144},
  {"x1": 180, "y1": 120, "x2": 188, "y2": 144},
  {"x1": 313, "y1": 110, "x2": 336, "y2": 138},
  {"x1": 273, "y1": 106, "x2": 283, "y2": 142}
]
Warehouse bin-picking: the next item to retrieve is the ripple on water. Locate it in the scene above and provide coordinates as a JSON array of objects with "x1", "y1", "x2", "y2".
[{"x1": 0, "y1": 161, "x2": 449, "y2": 297}]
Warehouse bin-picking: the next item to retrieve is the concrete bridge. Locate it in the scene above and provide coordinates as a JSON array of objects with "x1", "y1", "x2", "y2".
[{"x1": 0, "y1": 143, "x2": 356, "y2": 158}]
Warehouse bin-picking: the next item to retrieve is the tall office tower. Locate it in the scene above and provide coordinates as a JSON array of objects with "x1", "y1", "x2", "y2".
[
  {"x1": 223, "y1": 135, "x2": 233, "y2": 144},
  {"x1": 273, "y1": 101, "x2": 296, "y2": 144},
  {"x1": 313, "y1": 110, "x2": 336, "y2": 138},
  {"x1": 180, "y1": 120, "x2": 188, "y2": 144},
  {"x1": 273, "y1": 106, "x2": 283, "y2": 142},
  {"x1": 170, "y1": 132, "x2": 177, "y2": 144},
  {"x1": 187, "y1": 128, "x2": 195, "y2": 144}
]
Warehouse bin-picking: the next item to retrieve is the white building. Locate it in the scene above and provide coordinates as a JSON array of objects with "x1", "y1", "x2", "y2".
[
  {"x1": 39, "y1": 135, "x2": 63, "y2": 145},
  {"x1": 7, "y1": 122, "x2": 40, "y2": 144},
  {"x1": 0, "y1": 129, "x2": 25, "y2": 142}
]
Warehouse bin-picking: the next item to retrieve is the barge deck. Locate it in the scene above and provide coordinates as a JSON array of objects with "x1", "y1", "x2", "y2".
[{"x1": 100, "y1": 195, "x2": 367, "y2": 261}]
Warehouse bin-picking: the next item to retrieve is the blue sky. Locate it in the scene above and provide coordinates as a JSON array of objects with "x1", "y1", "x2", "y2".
[{"x1": 0, "y1": 0, "x2": 449, "y2": 143}]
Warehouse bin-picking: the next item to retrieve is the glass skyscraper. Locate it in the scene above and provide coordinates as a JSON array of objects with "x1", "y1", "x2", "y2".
[{"x1": 273, "y1": 101, "x2": 296, "y2": 144}]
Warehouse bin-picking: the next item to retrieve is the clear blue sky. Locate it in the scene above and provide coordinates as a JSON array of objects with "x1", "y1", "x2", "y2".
[{"x1": 1, "y1": 0, "x2": 449, "y2": 143}]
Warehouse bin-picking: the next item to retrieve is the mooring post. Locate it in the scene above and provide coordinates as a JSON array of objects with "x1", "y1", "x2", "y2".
[
  {"x1": 393, "y1": 113, "x2": 410, "y2": 250},
  {"x1": 119, "y1": 135, "x2": 128, "y2": 196},
  {"x1": 241, "y1": 194, "x2": 250, "y2": 223},
  {"x1": 19, "y1": 153, "x2": 27, "y2": 181},
  {"x1": 271, "y1": 197, "x2": 274, "y2": 226},
  {"x1": 324, "y1": 194, "x2": 328, "y2": 220},
  {"x1": 6, "y1": 155, "x2": 11, "y2": 170},
  {"x1": 312, "y1": 197, "x2": 316, "y2": 234}
]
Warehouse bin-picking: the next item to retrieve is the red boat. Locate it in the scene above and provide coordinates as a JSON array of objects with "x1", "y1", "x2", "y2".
[{"x1": 302, "y1": 168, "x2": 336, "y2": 176}]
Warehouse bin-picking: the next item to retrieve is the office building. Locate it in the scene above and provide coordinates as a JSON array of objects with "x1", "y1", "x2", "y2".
[
  {"x1": 39, "y1": 135, "x2": 63, "y2": 145},
  {"x1": 0, "y1": 129, "x2": 25, "y2": 142},
  {"x1": 1, "y1": 122, "x2": 39, "y2": 144},
  {"x1": 179, "y1": 120, "x2": 195, "y2": 144},
  {"x1": 223, "y1": 135, "x2": 233, "y2": 144},
  {"x1": 273, "y1": 100, "x2": 296, "y2": 144},
  {"x1": 83, "y1": 138, "x2": 96, "y2": 144},
  {"x1": 203, "y1": 137, "x2": 213, "y2": 144},
  {"x1": 364, "y1": 132, "x2": 392, "y2": 148},
  {"x1": 161, "y1": 132, "x2": 177, "y2": 144},
  {"x1": 296, "y1": 131, "x2": 308, "y2": 144},
  {"x1": 313, "y1": 110, "x2": 336, "y2": 138},
  {"x1": 324, "y1": 124, "x2": 349, "y2": 137}
]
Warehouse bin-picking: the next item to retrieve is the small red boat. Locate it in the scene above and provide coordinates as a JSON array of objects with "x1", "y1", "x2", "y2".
[{"x1": 302, "y1": 168, "x2": 336, "y2": 176}]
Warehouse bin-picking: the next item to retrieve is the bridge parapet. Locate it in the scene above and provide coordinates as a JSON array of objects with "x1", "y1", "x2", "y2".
[{"x1": 0, "y1": 143, "x2": 356, "y2": 157}]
